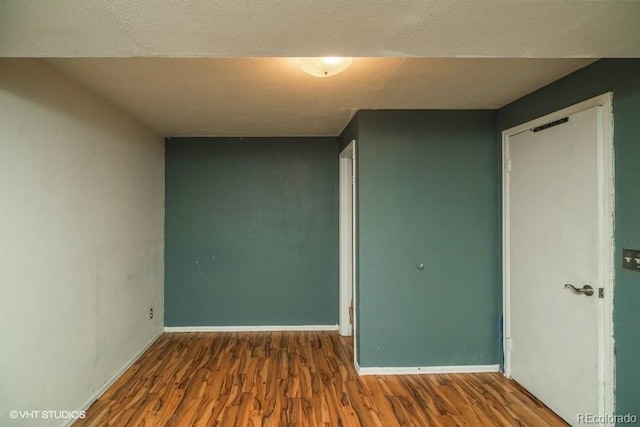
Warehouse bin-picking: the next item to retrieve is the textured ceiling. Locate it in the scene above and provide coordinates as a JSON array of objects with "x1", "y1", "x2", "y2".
[
  {"x1": 3, "y1": 1, "x2": 635, "y2": 136},
  {"x1": 2, "y1": 1, "x2": 640, "y2": 58},
  {"x1": 45, "y1": 58, "x2": 594, "y2": 136}
]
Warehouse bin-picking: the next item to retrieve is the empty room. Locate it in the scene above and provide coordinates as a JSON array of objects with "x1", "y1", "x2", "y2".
[{"x1": 1, "y1": 1, "x2": 640, "y2": 426}]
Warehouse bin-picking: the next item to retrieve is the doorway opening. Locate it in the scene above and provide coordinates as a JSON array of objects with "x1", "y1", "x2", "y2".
[{"x1": 339, "y1": 140, "x2": 357, "y2": 364}]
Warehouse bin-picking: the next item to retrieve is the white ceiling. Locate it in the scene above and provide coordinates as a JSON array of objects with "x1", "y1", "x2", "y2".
[
  {"x1": 46, "y1": 57, "x2": 594, "y2": 136},
  {"x1": 3, "y1": 1, "x2": 639, "y2": 136},
  {"x1": 2, "y1": 1, "x2": 640, "y2": 58}
]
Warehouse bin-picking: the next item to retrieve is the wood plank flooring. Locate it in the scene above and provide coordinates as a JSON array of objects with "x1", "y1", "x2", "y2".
[{"x1": 75, "y1": 331, "x2": 567, "y2": 426}]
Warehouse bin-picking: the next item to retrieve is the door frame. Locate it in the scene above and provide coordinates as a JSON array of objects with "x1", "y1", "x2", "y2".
[
  {"x1": 339, "y1": 140, "x2": 357, "y2": 362},
  {"x1": 502, "y1": 93, "x2": 615, "y2": 418}
]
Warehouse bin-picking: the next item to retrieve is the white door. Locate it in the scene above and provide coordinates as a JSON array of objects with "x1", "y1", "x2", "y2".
[{"x1": 504, "y1": 98, "x2": 614, "y2": 424}]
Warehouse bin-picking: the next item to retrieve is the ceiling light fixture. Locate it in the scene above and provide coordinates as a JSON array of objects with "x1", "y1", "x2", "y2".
[{"x1": 298, "y1": 57, "x2": 353, "y2": 77}]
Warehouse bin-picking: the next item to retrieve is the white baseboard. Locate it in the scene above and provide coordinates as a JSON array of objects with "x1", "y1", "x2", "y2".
[
  {"x1": 357, "y1": 364, "x2": 500, "y2": 376},
  {"x1": 164, "y1": 324, "x2": 339, "y2": 333},
  {"x1": 64, "y1": 328, "x2": 163, "y2": 427}
]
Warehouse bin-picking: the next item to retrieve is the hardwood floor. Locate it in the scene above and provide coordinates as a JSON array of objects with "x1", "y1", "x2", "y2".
[{"x1": 75, "y1": 331, "x2": 567, "y2": 426}]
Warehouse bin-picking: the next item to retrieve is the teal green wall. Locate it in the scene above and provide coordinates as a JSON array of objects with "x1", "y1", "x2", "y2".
[
  {"x1": 164, "y1": 137, "x2": 339, "y2": 326},
  {"x1": 339, "y1": 115, "x2": 359, "y2": 152},
  {"x1": 350, "y1": 110, "x2": 500, "y2": 367},
  {"x1": 498, "y1": 59, "x2": 640, "y2": 417}
]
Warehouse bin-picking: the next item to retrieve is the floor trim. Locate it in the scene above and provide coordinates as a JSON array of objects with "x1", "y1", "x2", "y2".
[
  {"x1": 65, "y1": 328, "x2": 163, "y2": 427},
  {"x1": 357, "y1": 364, "x2": 500, "y2": 376},
  {"x1": 164, "y1": 324, "x2": 339, "y2": 332}
]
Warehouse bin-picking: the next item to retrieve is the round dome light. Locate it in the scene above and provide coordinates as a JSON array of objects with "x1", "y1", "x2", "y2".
[{"x1": 298, "y1": 57, "x2": 353, "y2": 77}]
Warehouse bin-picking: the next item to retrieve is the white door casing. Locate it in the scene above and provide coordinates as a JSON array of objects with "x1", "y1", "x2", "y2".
[
  {"x1": 503, "y1": 94, "x2": 614, "y2": 424},
  {"x1": 339, "y1": 140, "x2": 356, "y2": 345}
]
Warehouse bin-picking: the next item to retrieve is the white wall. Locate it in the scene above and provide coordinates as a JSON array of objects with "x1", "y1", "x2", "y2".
[{"x1": 0, "y1": 59, "x2": 164, "y2": 426}]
